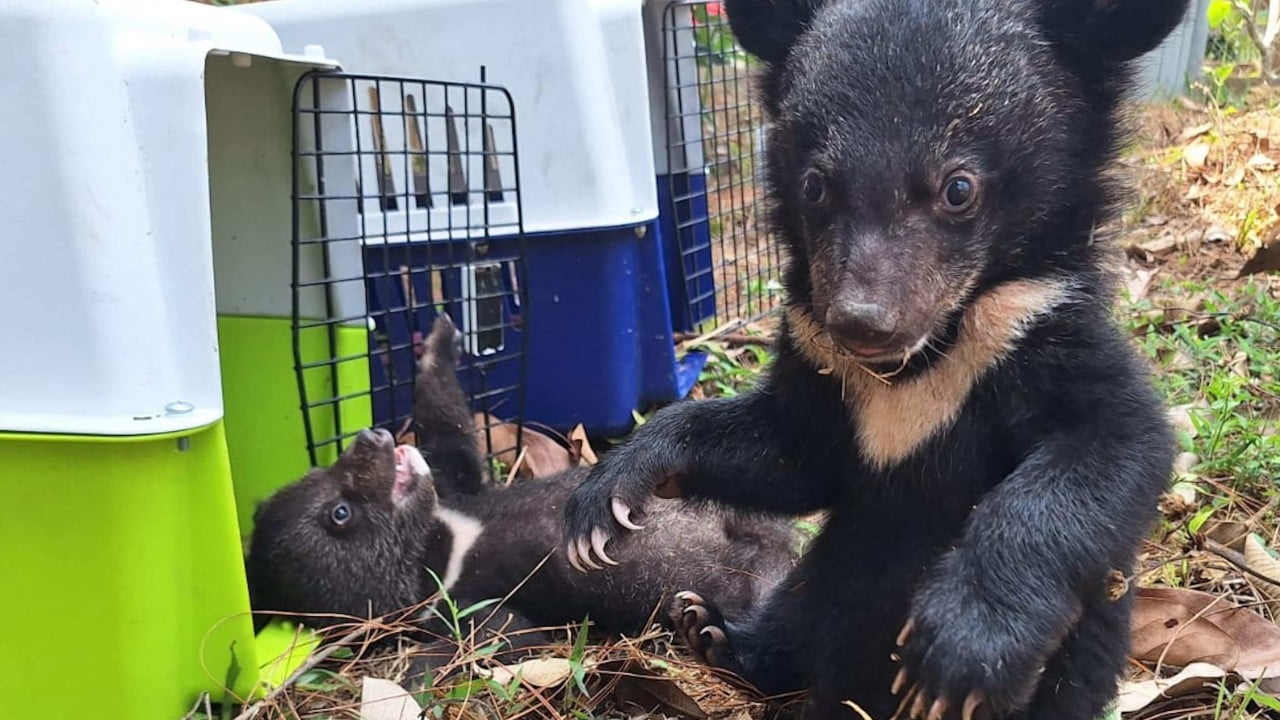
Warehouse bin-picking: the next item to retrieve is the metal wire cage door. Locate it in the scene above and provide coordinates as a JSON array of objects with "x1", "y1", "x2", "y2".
[
  {"x1": 662, "y1": 0, "x2": 784, "y2": 337},
  {"x1": 290, "y1": 69, "x2": 528, "y2": 471}
]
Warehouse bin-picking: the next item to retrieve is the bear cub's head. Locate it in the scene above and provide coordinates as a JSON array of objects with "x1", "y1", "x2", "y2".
[
  {"x1": 245, "y1": 427, "x2": 438, "y2": 629},
  {"x1": 726, "y1": 0, "x2": 1189, "y2": 367}
]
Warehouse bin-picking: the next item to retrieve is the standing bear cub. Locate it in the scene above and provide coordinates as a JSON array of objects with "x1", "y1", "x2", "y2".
[{"x1": 564, "y1": 0, "x2": 1185, "y2": 718}]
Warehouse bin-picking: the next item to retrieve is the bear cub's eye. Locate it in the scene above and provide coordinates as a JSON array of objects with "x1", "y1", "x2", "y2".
[
  {"x1": 800, "y1": 170, "x2": 826, "y2": 206},
  {"x1": 939, "y1": 170, "x2": 979, "y2": 213},
  {"x1": 330, "y1": 502, "x2": 352, "y2": 527}
]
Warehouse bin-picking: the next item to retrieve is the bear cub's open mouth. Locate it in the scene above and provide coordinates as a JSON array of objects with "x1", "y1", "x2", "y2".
[{"x1": 392, "y1": 444, "x2": 428, "y2": 506}]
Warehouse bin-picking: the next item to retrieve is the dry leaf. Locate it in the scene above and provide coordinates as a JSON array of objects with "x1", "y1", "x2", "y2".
[
  {"x1": 1243, "y1": 534, "x2": 1280, "y2": 600},
  {"x1": 1183, "y1": 140, "x2": 1211, "y2": 170},
  {"x1": 1116, "y1": 662, "x2": 1226, "y2": 713},
  {"x1": 1124, "y1": 267, "x2": 1158, "y2": 302},
  {"x1": 1204, "y1": 520, "x2": 1253, "y2": 551},
  {"x1": 472, "y1": 413, "x2": 576, "y2": 480},
  {"x1": 1172, "y1": 452, "x2": 1199, "y2": 476},
  {"x1": 567, "y1": 424, "x2": 598, "y2": 466},
  {"x1": 1159, "y1": 349, "x2": 1197, "y2": 372},
  {"x1": 1204, "y1": 225, "x2": 1231, "y2": 243},
  {"x1": 614, "y1": 669, "x2": 709, "y2": 719},
  {"x1": 1223, "y1": 167, "x2": 1246, "y2": 187},
  {"x1": 360, "y1": 677, "x2": 423, "y2": 720},
  {"x1": 1247, "y1": 153, "x2": 1277, "y2": 171},
  {"x1": 1178, "y1": 122, "x2": 1214, "y2": 142},
  {"x1": 1131, "y1": 586, "x2": 1280, "y2": 678},
  {"x1": 1229, "y1": 351, "x2": 1250, "y2": 378},
  {"x1": 477, "y1": 656, "x2": 593, "y2": 688},
  {"x1": 1139, "y1": 235, "x2": 1178, "y2": 256},
  {"x1": 1167, "y1": 403, "x2": 1203, "y2": 438}
]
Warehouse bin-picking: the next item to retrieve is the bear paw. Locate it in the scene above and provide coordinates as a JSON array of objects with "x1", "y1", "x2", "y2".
[{"x1": 671, "y1": 591, "x2": 736, "y2": 669}]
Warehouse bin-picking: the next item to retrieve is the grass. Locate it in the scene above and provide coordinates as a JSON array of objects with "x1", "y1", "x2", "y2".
[{"x1": 1127, "y1": 279, "x2": 1280, "y2": 496}]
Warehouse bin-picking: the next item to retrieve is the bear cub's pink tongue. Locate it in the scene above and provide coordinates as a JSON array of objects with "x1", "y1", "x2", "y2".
[{"x1": 392, "y1": 445, "x2": 428, "y2": 505}]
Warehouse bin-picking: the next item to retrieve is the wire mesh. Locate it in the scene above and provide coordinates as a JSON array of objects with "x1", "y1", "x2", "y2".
[
  {"x1": 291, "y1": 70, "x2": 527, "y2": 473},
  {"x1": 662, "y1": 0, "x2": 784, "y2": 337}
]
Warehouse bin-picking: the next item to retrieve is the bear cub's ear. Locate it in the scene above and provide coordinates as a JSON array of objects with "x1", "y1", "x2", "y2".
[
  {"x1": 1039, "y1": 0, "x2": 1192, "y2": 70},
  {"x1": 723, "y1": 0, "x2": 829, "y2": 64}
]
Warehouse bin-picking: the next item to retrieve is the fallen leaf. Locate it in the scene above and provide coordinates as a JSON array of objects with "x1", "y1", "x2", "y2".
[
  {"x1": 1205, "y1": 520, "x2": 1253, "y2": 551},
  {"x1": 1244, "y1": 534, "x2": 1280, "y2": 601},
  {"x1": 614, "y1": 670, "x2": 709, "y2": 719},
  {"x1": 1131, "y1": 586, "x2": 1280, "y2": 678},
  {"x1": 1204, "y1": 225, "x2": 1231, "y2": 243},
  {"x1": 477, "y1": 656, "x2": 582, "y2": 688},
  {"x1": 1139, "y1": 235, "x2": 1178, "y2": 256},
  {"x1": 1229, "y1": 351, "x2": 1250, "y2": 378},
  {"x1": 1183, "y1": 140, "x2": 1211, "y2": 170},
  {"x1": 1223, "y1": 167, "x2": 1246, "y2": 187},
  {"x1": 473, "y1": 413, "x2": 575, "y2": 480},
  {"x1": 1116, "y1": 662, "x2": 1227, "y2": 713},
  {"x1": 1159, "y1": 348, "x2": 1197, "y2": 372},
  {"x1": 1167, "y1": 403, "x2": 1204, "y2": 438},
  {"x1": 1248, "y1": 153, "x2": 1277, "y2": 171},
  {"x1": 1173, "y1": 452, "x2": 1199, "y2": 476},
  {"x1": 1124, "y1": 267, "x2": 1159, "y2": 303},
  {"x1": 1178, "y1": 122, "x2": 1214, "y2": 142},
  {"x1": 360, "y1": 677, "x2": 423, "y2": 720},
  {"x1": 567, "y1": 424, "x2": 598, "y2": 466}
]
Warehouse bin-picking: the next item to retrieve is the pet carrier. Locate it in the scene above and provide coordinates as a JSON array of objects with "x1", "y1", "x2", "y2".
[
  {"x1": 245, "y1": 0, "x2": 775, "y2": 435},
  {"x1": 0, "y1": 0, "x2": 528, "y2": 716}
]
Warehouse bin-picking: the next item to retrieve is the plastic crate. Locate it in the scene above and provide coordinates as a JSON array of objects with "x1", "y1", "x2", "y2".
[{"x1": 247, "y1": 0, "x2": 715, "y2": 435}]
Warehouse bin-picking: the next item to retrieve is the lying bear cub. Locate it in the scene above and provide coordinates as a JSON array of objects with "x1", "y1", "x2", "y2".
[{"x1": 245, "y1": 316, "x2": 799, "y2": 659}]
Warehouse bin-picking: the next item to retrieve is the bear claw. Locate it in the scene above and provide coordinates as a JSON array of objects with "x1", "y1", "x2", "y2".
[
  {"x1": 672, "y1": 590, "x2": 731, "y2": 666},
  {"x1": 611, "y1": 498, "x2": 644, "y2": 530},
  {"x1": 890, "y1": 679, "x2": 984, "y2": 720}
]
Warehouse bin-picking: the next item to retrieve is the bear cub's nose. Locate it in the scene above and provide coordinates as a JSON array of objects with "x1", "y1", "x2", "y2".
[
  {"x1": 357, "y1": 427, "x2": 394, "y2": 447},
  {"x1": 824, "y1": 302, "x2": 900, "y2": 356}
]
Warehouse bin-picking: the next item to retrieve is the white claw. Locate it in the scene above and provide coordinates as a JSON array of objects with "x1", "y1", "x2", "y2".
[
  {"x1": 576, "y1": 534, "x2": 603, "y2": 570},
  {"x1": 566, "y1": 542, "x2": 586, "y2": 573},
  {"x1": 590, "y1": 527, "x2": 619, "y2": 566},
  {"x1": 611, "y1": 497, "x2": 645, "y2": 530}
]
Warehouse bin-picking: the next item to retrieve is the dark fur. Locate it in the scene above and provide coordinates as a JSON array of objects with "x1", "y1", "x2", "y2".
[
  {"x1": 245, "y1": 317, "x2": 798, "y2": 660},
  {"x1": 563, "y1": 1, "x2": 1185, "y2": 717}
]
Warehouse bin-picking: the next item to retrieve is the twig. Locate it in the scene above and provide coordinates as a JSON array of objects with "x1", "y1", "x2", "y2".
[
  {"x1": 675, "y1": 331, "x2": 775, "y2": 348},
  {"x1": 1203, "y1": 538, "x2": 1280, "y2": 587},
  {"x1": 182, "y1": 693, "x2": 208, "y2": 720},
  {"x1": 1230, "y1": 0, "x2": 1280, "y2": 83},
  {"x1": 231, "y1": 624, "x2": 373, "y2": 720}
]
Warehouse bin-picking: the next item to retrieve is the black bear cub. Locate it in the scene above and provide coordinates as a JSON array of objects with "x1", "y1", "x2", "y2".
[
  {"x1": 564, "y1": 0, "x2": 1186, "y2": 718},
  {"x1": 245, "y1": 316, "x2": 798, "y2": 659}
]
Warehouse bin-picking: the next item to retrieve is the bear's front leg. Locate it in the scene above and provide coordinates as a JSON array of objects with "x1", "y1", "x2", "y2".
[
  {"x1": 892, "y1": 430, "x2": 1170, "y2": 720},
  {"x1": 562, "y1": 375, "x2": 845, "y2": 571}
]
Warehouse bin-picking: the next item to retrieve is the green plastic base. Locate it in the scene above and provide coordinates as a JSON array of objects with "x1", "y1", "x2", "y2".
[
  {"x1": 0, "y1": 423, "x2": 260, "y2": 718},
  {"x1": 218, "y1": 315, "x2": 372, "y2": 539},
  {"x1": 0, "y1": 317, "x2": 373, "y2": 717}
]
